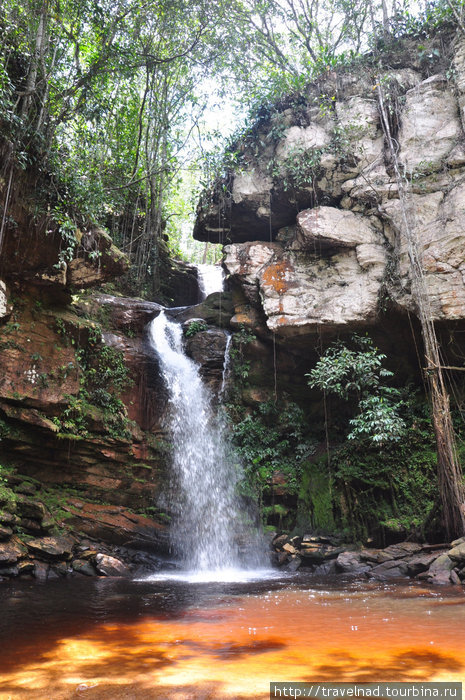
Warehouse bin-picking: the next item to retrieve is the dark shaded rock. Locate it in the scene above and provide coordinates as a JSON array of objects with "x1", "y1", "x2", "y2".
[
  {"x1": 65, "y1": 501, "x2": 169, "y2": 553},
  {"x1": 299, "y1": 544, "x2": 344, "y2": 563},
  {"x1": 0, "y1": 510, "x2": 15, "y2": 525},
  {"x1": 53, "y1": 561, "x2": 72, "y2": 576},
  {"x1": 272, "y1": 534, "x2": 289, "y2": 549},
  {"x1": 72, "y1": 559, "x2": 97, "y2": 576},
  {"x1": 450, "y1": 569, "x2": 461, "y2": 585},
  {"x1": 0, "y1": 566, "x2": 18, "y2": 576},
  {"x1": 360, "y1": 548, "x2": 393, "y2": 564},
  {"x1": 368, "y1": 559, "x2": 409, "y2": 580},
  {"x1": 0, "y1": 525, "x2": 13, "y2": 541},
  {"x1": 16, "y1": 496, "x2": 46, "y2": 521},
  {"x1": 26, "y1": 536, "x2": 74, "y2": 560},
  {"x1": 406, "y1": 552, "x2": 443, "y2": 576},
  {"x1": 185, "y1": 328, "x2": 229, "y2": 385},
  {"x1": 18, "y1": 560, "x2": 34, "y2": 574},
  {"x1": 95, "y1": 553, "x2": 130, "y2": 576},
  {"x1": 20, "y1": 518, "x2": 43, "y2": 533},
  {"x1": 277, "y1": 551, "x2": 289, "y2": 566},
  {"x1": 284, "y1": 555, "x2": 302, "y2": 572},
  {"x1": 170, "y1": 292, "x2": 234, "y2": 329},
  {"x1": 336, "y1": 551, "x2": 372, "y2": 575},
  {"x1": 33, "y1": 560, "x2": 49, "y2": 581},
  {"x1": 313, "y1": 560, "x2": 338, "y2": 576},
  {"x1": 16, "y1": 481, "x2": 37, "y2": 496}
]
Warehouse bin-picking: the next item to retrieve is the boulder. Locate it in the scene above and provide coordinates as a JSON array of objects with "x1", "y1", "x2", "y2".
[
  {"x1": 0, "y1": 525, "x2": 13, "y2": 541},
  {"x1": 26, "y1": 536, "x2": 74, "y2": 560},
  {"x1": 407, "y1": 552, "x2": 443, "y2": 576},
  {"x1": 368, "y1": 559, "x2": 409, "y2": 580},
  {"x1": 336, "y1": 551, "x2": 371, "y2": 575},
  {"x1": 67, "y1": 227, "x2": 129, "y2": 288},
  {"x1": 428, "y1": 553, "x2": 455, "y2": 573},
  {"x1": 0, "y1": 541, "x2": 25, "y2": 564},
  {"x1": 95, "y1": 553, "x2": 130, "y2": 576},
  {"x1": 72, "y1": 559, "x2": 97, "y2": 576},
  {"x1": 448, "y1": 542, "x2": 465, "y2": 563}
]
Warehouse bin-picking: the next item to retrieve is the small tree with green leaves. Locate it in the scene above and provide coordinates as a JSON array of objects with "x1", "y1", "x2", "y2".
[{"x1": 306, "y1": 334, "x2": 406, "y2": 446}]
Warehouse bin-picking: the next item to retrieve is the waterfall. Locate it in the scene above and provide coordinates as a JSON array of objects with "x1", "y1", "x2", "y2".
[
  {"x1": 149, "y1": 311, "x2": 261, "y2": 573},
  {"x1": 219, "y1": 333, "x2": 232, "y2": 398},
  {"x1": 197, "y1": 264, "x2": 224, "y2": 299}
]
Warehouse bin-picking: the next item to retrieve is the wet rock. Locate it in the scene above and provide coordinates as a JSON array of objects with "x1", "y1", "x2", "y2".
[
  {"x1": 0, "y1": 566, "x2": 19, "y2": 577},
  {"x1": 428, "y1": 570, "x2": 454, "y2": 586},
  {"x1": 33, "y1": 561, "x2": 50, "y2": 581},
  {"x1": 285, "y1": 555, "x2": 302, "y2": 572},
  {"x1": 172, "y1": 292, "x2": 234, "y2": 329},
  {"x1": 52, "y1": 561, "x2": 72, "y2": 576},
  {"x1": 313, "y1": 560, "x2": 338, "y2": 576},
  {"x1": 276, "y1": 551, "x2": 289, "y2": 566},
  {"x1": 450, "y1": 569, "x2": 461, "y2": 585},
  {"x1": 72, "y1": 559, "x2": 97, "y2": 576},
  {"x1": 95, "y1": 553, "x2": 130, "y2": 577},
  {"x1": 368, "y1": 559, "x2": 409, "y2": 580},
  {"x1": 26, "y1": 536, "x2": 74, "y2": 560},
  {"x1": 448, "y1": 542, "x2": 465, "y2": 563},
  {"x1": 336, "y1": 551, "x2": 371, "y2": 575}
]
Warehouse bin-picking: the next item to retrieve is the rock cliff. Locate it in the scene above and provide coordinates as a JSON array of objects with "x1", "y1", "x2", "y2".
[{"x1": 195, "y1": 30, "x2": 465, "y2": 341}]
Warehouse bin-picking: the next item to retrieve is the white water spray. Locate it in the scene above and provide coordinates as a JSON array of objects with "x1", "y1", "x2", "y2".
[{"x1": 149, "y1": 311, "x2": 264, "y2": 573}]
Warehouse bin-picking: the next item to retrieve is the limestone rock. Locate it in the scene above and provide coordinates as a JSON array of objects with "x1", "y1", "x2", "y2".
[
  {"x1": 95, "y1": 553, "x2": 130, "y2": 576},
  {"x1": 0, "y1": 280, "x2": 11, "y2": 320},
  {"x1": 398, "y1": 75, "x2": 462, "y2": 174}
]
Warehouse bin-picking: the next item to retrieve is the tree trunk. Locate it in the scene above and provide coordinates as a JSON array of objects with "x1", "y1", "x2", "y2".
[{"x1": 377, "y1": 80, "x2": 465, "y2": 540}]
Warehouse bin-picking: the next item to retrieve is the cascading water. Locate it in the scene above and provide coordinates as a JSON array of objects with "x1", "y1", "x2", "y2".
[
  {"x1": 196, "y1": 263, "x2": 224, "y2": 299},
  {"x1": 149, "y1": 311, "x2": 264, "y2": 574}
]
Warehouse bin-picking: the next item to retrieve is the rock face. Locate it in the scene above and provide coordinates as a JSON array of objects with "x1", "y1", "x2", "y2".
[{"x1": 195, "y1": 34, "x2": 465, "y2": 338}]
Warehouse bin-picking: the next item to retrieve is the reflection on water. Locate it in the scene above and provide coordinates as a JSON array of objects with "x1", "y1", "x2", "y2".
[{"x1": 0, "y1": 574, "x2": 464, "y2": 699}]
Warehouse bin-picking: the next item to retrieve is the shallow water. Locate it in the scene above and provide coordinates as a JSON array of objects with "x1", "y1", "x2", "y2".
[{"x1": 0, "y1": 573, "x2": 464, "y2": 699}]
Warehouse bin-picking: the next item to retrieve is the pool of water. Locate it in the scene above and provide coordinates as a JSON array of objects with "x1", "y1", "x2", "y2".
[{"x1": 0, "y1": 572, "x2": 464, "y2": 699}]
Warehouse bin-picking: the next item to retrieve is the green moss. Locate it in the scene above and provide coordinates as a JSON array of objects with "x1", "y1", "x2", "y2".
[{"x1": 296, "y1": 456, "x2": 335, "y2": 533}]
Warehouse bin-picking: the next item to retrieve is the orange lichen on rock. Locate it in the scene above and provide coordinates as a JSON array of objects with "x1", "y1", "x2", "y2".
[{"x1": 260, "y1": 260, "x2": 295, "y2": 296}]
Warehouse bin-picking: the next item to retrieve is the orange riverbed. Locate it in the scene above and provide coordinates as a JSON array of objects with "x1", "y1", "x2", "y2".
[{"x1": 0, "y1": 575, "x2": 464, "y2": 699}]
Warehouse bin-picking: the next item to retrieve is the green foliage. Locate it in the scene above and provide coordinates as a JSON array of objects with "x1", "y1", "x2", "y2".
[
  {"x1": 0, "y1": 463, "x2": 16, "y2": 508},
  {"x1": 330, "y1": 403, "x2": 438, "y2": 540},
  {"x1": 184, "y1": 321, "x2": 208, "y2": 338},
  {"x1": 307, "y1": 334, "x2": 407, "y2": 446},
  {"x1": 230, "y1": 400, "x2": 316, "y2": 521},
  {"x1": 229, "y1": 326, "x2": 256, "y2": 388}
]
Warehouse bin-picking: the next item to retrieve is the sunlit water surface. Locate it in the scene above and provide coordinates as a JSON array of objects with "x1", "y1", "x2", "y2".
[{"x1": 0, "y1": 573, "x2": 464, "y2": 699}]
